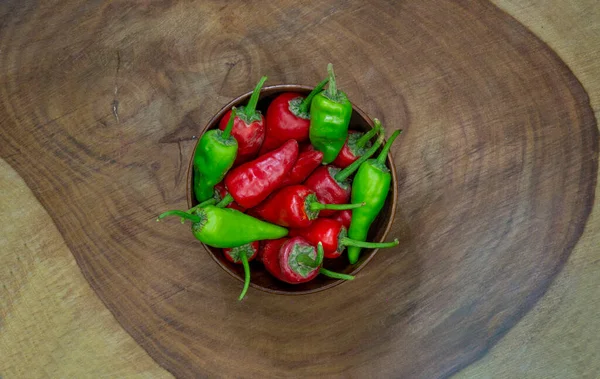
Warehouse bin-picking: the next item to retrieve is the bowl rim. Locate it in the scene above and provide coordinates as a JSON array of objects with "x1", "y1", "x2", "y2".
[{"x1": 186, "y1": 84, "x2": 398, "y2": 295}]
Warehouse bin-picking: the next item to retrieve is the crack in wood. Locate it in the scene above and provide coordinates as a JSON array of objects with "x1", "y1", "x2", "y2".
[{"x1": 112, "y1": 50, "x2": 121, "y2": 123}]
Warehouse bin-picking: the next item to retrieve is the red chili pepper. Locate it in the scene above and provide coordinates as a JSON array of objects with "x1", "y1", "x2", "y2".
[
  {"x1": 225, "y1": 139, "x2": 299, "y2": 209},
  {"x1": 289, "y1": 218, "x2": 398, "y2": 259},
  {"x1": 259, "y1": 238, "x2": 288, "y2": 281},
  {"x1": 223, "y1": 241, "x2": 259, "y2": 300},
  {"x1": 329, "y1": 209, "x2": 352, "y2": 229},
  {"x1": 278, "y1": 237, "x2": 323, "y2": 283},
  {"x1": 303, "y1": 166, "x2": 351, "y2": 217},
  {"x1": 261, "y1": 238, "x2": 356, "y2": 283},
  {"x1": 219, "y1": 77, "x2": 267, "y2": 165},
  {"x1": 260, "y1": 78, "x2": 329, "y2": 155},
  {"x1": 300, "y1": 143, "x2": 317, "y2": 153},
  {"x1": 223, "y1": 241, "x2": 259, "y2": 263},
  {"x1": 304, "y1": 134, "x2": 384, "y2": 216},
  {"x1": 214, "y1": 182, "x2": 245, "y2": 212},
  {"x1": 251, "y1": 185, "x2": 364, "y2": 228},
  {"x1": 278, "y1": 149, "x2": 323, "y2": 188},
  {"x1": 332, "y1": 120, "x2": 382, "y2": 168}
]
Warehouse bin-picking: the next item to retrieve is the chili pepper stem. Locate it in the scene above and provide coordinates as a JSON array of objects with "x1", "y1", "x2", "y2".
[
  {"x1": 356, "y1": 119, "x2": 383, "y2": 149},
  {"x1": 326, "y1": 63, "x2": 337, "y2": 99},
  {"x1": 376, "y1": 129, "x2": 402, "y2": 165},
  {"x1": 157, "y1": 210, "x2": 201, "y2": 224},
  {"x1": 216, "y1": 193, "x2": 234, "y2": 208},
  {"x1": 238, "y1": 252, "x2": 250, "y2": 301},
  {"x1": 295, "y1": 242, "x2": 325, "y2": 268},
  {"x1": 243, "y1": 76, "x2": 268, "y2": 120},
  {"x1": 194, "y1": 198, "x2": 218, "y2": 209},
  {"x1": 335, "y1": 133, "x2": 385, "y2": 182},
  {"x1": 222, "y1": 108, "x2": 237, "y2": 140},
  {"x1": 188, "y1": 198, "x2": 218, "y2": 214},
  {"x1": 295, "y1": 254, "x2": 318, "y2": 267},
  {"x1": 183, "y1": 198, "x2": 218, "y2": 223},
  {"x1": 309, "y1": 201, "x2": 365, "y2": 212},
  {"x1": 341, "y1": 237, "x2": 399, "y2": 249},
  {"x1": 298, "y1": 77, "x2": 329, "y2": 114},
  {"x1": 319, "y1": 268, "x2": 355, "y2": 280}
]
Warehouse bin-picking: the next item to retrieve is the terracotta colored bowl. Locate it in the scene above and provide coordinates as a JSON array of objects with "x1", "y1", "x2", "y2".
[{"x1": 186, "y1": 85, "x2": 398, "y2": 295}]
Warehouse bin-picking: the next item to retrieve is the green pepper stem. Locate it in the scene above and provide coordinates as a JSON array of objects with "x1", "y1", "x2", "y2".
[
  {"x1": 335, "y1": 133, "x2": 385, "y2": 182},
  {"x1": 340, "y1": 237, "x2": 399, "y2": 249},
  {"x1": 356, "y1": 119, "x2": 382, "y2": 149},
  {"x1": 309, "y1": 201, "x2": 365, "y2": 212},
  {"x1": 216, "y1": 193, "x2": 234, "y2": 208},
  {"x1": 298, "y1": 77, "x2": 329, "y2": 114},
  {"x1": 199, "y1": 198, "x2": 218, "y2": 207},
  {"x1": 316, "y1": 242, "x2": 325, "y2": 267},
  {"x1": 295, "y1": 242, "x2": 325, "y2": 268},
  {"x1": 244, "y1": 76, "x2": 268, "y2": 119},
  {"x1": 238, "y1": 252, "x2": 250, "y2": 301},
  {"x1": 295, "y1": 254, "x2": 318, "y2": 268},
  {"x1": 183, "y1": 198, "x2": 217, "y2": 223},
  {"x1": 222, "y1": 107, "x2": 237, "y2": 140},
  {"x1": 377, "y1": 129, "x2": 402, "y2": 165},
  {"x1": 157, "y1": 210, "x2": 200, "y2": 224},
  {"x1": 319, "y1": 268, "x2": 355, "y2": 281},
  {"x1": 326, "y1": 63, "x2": 337, "y2": 99},
  {"x1": 188, "y1": 198, "x2": 217, "y2": 213}
]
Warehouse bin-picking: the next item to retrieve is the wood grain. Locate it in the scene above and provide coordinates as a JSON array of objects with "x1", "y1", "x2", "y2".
[
  {"x1": 455, "y1": 0, "x2": 600, "y2": 377},
  {"x1": 0, "y1": 1, "x2": 597, "y2": 378},
  {"x1": 0, "y1": 159, "x2": 170, "y2": 379}
]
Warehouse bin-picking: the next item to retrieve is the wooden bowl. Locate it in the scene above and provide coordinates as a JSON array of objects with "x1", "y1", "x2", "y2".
[{"x1": 186, "y1": 85, "x2": 398, "y2": 295}]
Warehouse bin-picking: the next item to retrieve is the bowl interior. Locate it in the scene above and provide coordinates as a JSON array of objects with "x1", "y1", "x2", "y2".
[{"x1": 186, "y1": 85, "x2": 398, "y2": 295}]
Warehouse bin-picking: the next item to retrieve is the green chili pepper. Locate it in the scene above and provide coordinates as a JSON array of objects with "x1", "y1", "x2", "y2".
[
  {"x1": 158, "y1": 205, "x2": 288, "y2": 248},
  {"x1": 309, "y1": 63, "x2": 352, "y2": 164},
  {"x1": 347, "y1": 127, "x2": 402, "y2": 264},
  {"x1": 193, "y1": 108, "x2": 239, "y2": 202}
]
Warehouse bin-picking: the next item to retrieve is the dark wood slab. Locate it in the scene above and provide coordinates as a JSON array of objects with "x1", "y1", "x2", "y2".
[{"x1": 0, "y1": 0, "x2": 597, "y2": 378}]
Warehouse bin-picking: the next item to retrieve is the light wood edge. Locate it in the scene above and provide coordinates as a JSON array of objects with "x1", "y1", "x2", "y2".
[
  {"x1": 0, "y1": 158, "x2": 173, "y2": 379},
  {"x1": 455, "y1": 1, "x2": 600, "y2": 377}
]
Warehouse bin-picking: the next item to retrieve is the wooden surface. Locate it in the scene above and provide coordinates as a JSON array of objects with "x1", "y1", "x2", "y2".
[{"x1": 0, "y1": 1, "x2": 598, "y2": 379}]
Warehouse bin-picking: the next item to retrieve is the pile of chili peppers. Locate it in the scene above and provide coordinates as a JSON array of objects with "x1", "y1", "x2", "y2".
[{"x1": 158, "y1": 64, "x2": 401, "y2": 300}]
